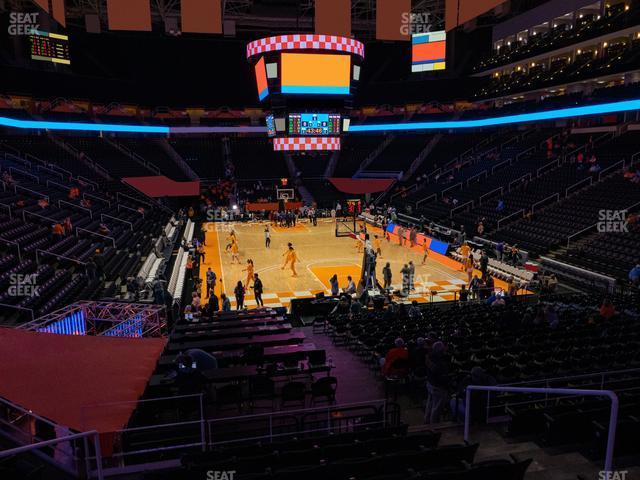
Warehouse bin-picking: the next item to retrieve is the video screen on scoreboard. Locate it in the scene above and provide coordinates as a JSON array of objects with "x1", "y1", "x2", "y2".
[
  {"x1": 29, "y1": 31, "x2": 70, "y2": 65},
  {"x1": 288, "y1": 113, "x2": 341, "y2": 136},
  {"x1": 412, "y1": 31, "x2": 446, "y2": 72},
  {"x1": 265, "y1": 115, "x2": 276, "y2": 137},
  {"x1": 281, "y1": 53, "x2": 351, "y2": 95},
  {"x1": 254, "y1": 57, "x2": 269, "y2": 101}
]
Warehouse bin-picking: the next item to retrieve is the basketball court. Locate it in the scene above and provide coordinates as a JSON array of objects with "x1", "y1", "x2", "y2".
[{"x1": 198, "y1": 218, "x2": 522, "y2": 309}]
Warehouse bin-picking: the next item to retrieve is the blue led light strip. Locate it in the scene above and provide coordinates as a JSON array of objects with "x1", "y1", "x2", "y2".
[
  {"x1": 349, "y1": 99, "x2": 640, "y2": 132},
  {"x1": 0, "y1": 116, "x2": 169, "y2": 134},
  {"x1": 1, "y1": 98, "x2": 640, "y2": 134}
]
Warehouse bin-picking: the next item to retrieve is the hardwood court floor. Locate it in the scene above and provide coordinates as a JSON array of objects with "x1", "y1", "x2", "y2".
[{"x1": 198, "y1": 219, "x2": 513, "y2": 309}]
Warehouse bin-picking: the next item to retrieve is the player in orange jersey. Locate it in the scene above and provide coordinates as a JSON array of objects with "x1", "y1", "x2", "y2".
[
  {"x1": 281, "y1": 242, "x2": 298, "y2": 277},
  {"x1": 243, "y1": 259, "x2": 255, "y2": 287},
  {"x1": 230, "y1": 239, "x2": 240, "y2": 264}
]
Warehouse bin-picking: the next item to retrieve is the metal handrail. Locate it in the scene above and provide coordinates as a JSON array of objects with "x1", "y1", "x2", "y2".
[
  {"x1": 58, "y1": 200, "x2": 92, "y2": 219},
  {"x1": 23, "y1": 210, "x2": 57, "y2": 224},
  {"x1": 491, "y1": 158, "x2": 511, "y2": 173},
  {"x1": 565, "y1": 176, "x2": 592, "y2": 197},
  {"x1": 0, "y1": 429, "x2": 103, "y2": 480},
  {"x1": 416, "y1": 193, "x2": 437, "y2": 207},
  {"x1": 77, "y1": 175, "x2": 98, "y2": 189},
  {"x1": 36, "y1": 249, "x2": 88, "y2": 266},
  {"x1": 0, "y1": 237, "x2": 22, "y2": 262},
  {"x1": 75, "y1": 227, "x2": 116, "y2": 248},
  {"x1": 46, "y1": 179, "x2": 72, "y2": 191},
  {"x1": 440, "y1": 182, "x2": 463, "y2": 197},
  {"x1": 9, "y1": 166, "x2": 39, "y2": 183},
  {"x1": 117, "y1": 191, "x2": 152, "y2": 207},
  {"x1": 531, "y1": 193, "x2": 560, "y2": 213},
  {"x1": 466, "y1": 169, "x2": 488, "y2": 186},
  {"x1": 15, "y1": 184, "x2": 49, "y2": 201},
  {"x1": 598, "y1": 159, "x2": 625, "y2": 181},
  {"x1": 508, "y1": 173, "x2": 532, "y2": 192},
  {"x1": 536, "y1": 158, "x2": 561, "y2": 176},
  {"x1": 566, "y1": 222, "x2": 598, "y2": 247},
  {"x1": 0, "y1": 201, "x2": 12, "y2": 220},
  {"x1": 0, "y1": 303, "x2": 33, "y2": 321},
  {"x1": 101, "y1": 213, "x2": 133, "y2": 230},
  {"x1": 496, "y1": 209, "x2": 524, "y2": 231},
  {"x1": 450, "y1": 200, "x2": 474, "y2": 218},
  {"x1": 478, "y1": 186, "x2": 503, "y2": 205},
  {"x1": 83, "y1": 192, "x2": 110, "y2": 206},
  {"x1": 118, "y1": 203, "x2": 144, "y2": 217},
  {"x1": 515, "y1": 145, "x2": 536, "y2": 161},
  {"x1": 36, "y1": 164, "x2": 64, "y2": 180},
  {"x1": 464, "y1": 386, "x2": 618, "y2": 474}
]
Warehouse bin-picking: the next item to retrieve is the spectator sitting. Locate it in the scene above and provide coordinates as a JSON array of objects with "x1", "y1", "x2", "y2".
[
  {"x1": 184, "y1": 348, "x2": 218, "y2": 370},
  {"x1": 458, "y1": 284, "x2": 469, "y2": 302},
  {"x1": 408, "y1": 300, "x2": 422, "y2": 320},
  {"x1": 424, "y1": 341, "x2": 450, "y2": 424},
  {"x1": 450, "y1": 366, "x2": 496, "y2": 422},
  {"x1": 350, "y1": 298, "x2": 363, "y2": 315},
  {"x1": 599, "y1": 299, "x2": 617, "y2": 320},
  {"x1": 52, "y1": 223, "x2": 65, "y2": 237},
  {"x1": 220, "y1": 293, "x2": 232, "y2": 312},
  {"x1": 409, "y1": 337, "x2": 428, "y2": 374},
  {"x1": 343, "y1": 275, "x2": 357, "y2": 295},
  {"x1": 491, "y1": 296, "x2": 506, "y2": 307},
  {"x1": 98, "y1": 223, "x2": 110, "y2": 236},
  {"x1": 381, "y1": 338, "x2": 409, "y2": 376}
]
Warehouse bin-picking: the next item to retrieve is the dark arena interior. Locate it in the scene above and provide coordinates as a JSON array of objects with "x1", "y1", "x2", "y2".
[{"x1": 2, "y1": 0, "x2": 640, "y2": 479}]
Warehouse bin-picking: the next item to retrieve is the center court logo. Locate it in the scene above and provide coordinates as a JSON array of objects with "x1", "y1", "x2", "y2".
[{"x1": 597, "y1": 209, "x2": 629, "y2": 233}]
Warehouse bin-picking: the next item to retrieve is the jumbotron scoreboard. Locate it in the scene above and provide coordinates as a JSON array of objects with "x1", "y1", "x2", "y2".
[
  {"x1": 247, "y1": 35, "x2": 364, "y2": 151},
  {"x1": 29, "y1": 31, "x2": 70, "y2": 65},
  {"x1": 288, "y1": 113, "x2": 341, "y2": 136}
]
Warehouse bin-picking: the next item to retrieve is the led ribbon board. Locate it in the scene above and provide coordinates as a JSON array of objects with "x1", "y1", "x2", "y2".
[
  {"x1": 3, "y1": 99, "x2": 640, "y2": 134},
  {"x1": 0, "y1": 116, "x2": 169, "y2": 133},
  {"x1": 349, "y1": 99, "x2": 640, "y2": 132},
  {"x1": 412, "y1": 31, "x2": 446, "y2": 72},
  {"x1": 280, "y1": 53, "x2": 351, "y2": 95}
]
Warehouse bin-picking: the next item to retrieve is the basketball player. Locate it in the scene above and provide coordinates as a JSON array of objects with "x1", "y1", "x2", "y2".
[
  {"x1": 243, "y1": 259, "x2": 254, "y2": 288},
  {"x1": 230, "y1": 239, "x2": 240, "y2": 264},
  {"x1": 281, "y1": 242, "x2": 298, "y2": 277},
  {"x1": 225, "y1": 230, "x2": 237, "y2": 253},
  {"x1": 460, "y1": 242, "x2": 471, "y2": 272},
  {"x1": 421, "y1": 240, "x2": 429, "y2": 265},
  {"x1": 264, "y1": 225, "x2": 271, "y2": 248},
  {"x1": 373, "y1": 235, "x2": 383, "y2": 258}
]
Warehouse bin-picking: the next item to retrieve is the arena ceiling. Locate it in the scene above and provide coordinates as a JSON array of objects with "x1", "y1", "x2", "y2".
[{"x1": 5, "y1": 0, "x2": 446, "y2": 38}]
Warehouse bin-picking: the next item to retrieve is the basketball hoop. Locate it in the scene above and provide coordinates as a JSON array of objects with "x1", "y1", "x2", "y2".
[{"x1": 277, "y1": 188, "x2": 295, "y2": 203}]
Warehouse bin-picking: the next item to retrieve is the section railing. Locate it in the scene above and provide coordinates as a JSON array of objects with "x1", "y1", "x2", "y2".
[{"x1": 465, "y1": 385, "x2": 619, "y2": 474}]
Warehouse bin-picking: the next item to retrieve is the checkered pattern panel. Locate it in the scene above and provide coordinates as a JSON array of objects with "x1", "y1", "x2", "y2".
[
  {"x1": 273, "y1": 137, "x2": 341, "y2": 151},
  {"x1": 247, "y1": 35, "x2": 365, "y2": 59}
]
